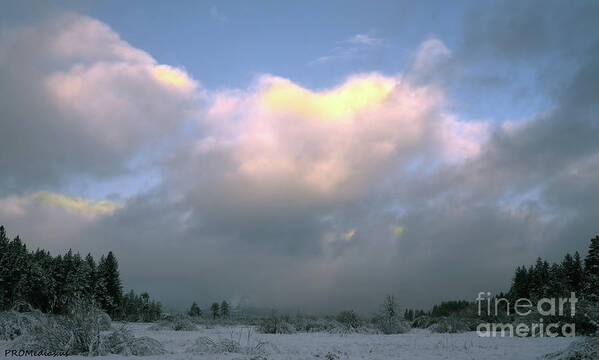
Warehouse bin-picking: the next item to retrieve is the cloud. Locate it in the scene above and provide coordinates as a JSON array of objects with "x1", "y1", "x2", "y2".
[
  {"x1": 210, "y1": 6, "x2": 228, "y2": 23},
  {"x1": 0, "y1": 13, "x2": 200, "y2": 193},
  {"x1": 30, "y1": 191, "x2": 122, "y2": 216},
  {"x1": 347, "y1": 34, "x2": 386, "y2": 47},
  {"x1": 310, "y1": 33, "x2": 387, "y2": 65},
  {"x1": 192, "y1": 71, "x2": 487, "y2": 197},
  {"x1": 0, "y1": 191, "x2": 121, "y2": 254}
]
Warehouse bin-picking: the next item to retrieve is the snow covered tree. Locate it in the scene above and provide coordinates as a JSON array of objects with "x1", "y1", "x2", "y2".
[
  {"x1": 561, "y1": 252, "x2": 585, "y2": 294},
  {"x1": 188, "y1": 302, "x2": 202, "y2": 317},
  {"x1": 510, "y1": 266, "x2": 531, "y2": 300},
  {"x1": 585, "y1": 235, "x2": 599, "y2": 276},
  {"x1": 97, "y1": 252, "x2": 123, "y2": 316},
  {"x1": 220, "y1": 300, "x2": 230, "y2": 318},
  {"x1": 584, "y1": 235, "x2": 599, "y2": 301},
  {"x1": 376, "y1": 295, "x2": 407, "y2": 334},
  {"x1": 211, "y1": 302, "x2": 220, "y2": 319}
]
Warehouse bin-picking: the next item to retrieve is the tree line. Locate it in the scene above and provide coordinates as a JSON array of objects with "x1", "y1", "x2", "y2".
[
  {"x1": 188, "y1": 300, "x2": 230, "y2": 319},
  {"x1": 402, "y1": 235, "x2": 599, "y2": 324},
  {"x1": 509, "y1": 235, "x2": 599, "y2": 302},
  {"x1": 0, "y1": 225, "x2": 161, "y2": 321}
]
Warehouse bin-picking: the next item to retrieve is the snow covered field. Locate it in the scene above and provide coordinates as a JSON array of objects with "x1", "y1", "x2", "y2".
[{"x1": 2, "y1": 322, "x2": 575, "y2": 360}]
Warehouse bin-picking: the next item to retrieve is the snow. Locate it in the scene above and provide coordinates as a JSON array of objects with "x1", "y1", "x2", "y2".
[{"x1": 1, "y1": 322, "x2": 578, "y2": 359}]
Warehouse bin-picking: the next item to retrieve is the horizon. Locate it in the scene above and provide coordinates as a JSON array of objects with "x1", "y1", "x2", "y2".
[{"x1": 1, "y1": 0, "x2": 599, "y2": 314}]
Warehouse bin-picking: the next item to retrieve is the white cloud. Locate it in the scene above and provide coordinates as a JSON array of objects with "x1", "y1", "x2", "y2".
[
  {"x1": 411, "y1": 38, "x2": 452, "y2": 74},
  {"x1": 210, "y1": 6, "x2": 228, "y2": 23},
  {"x1": 0, "y1": 13, "x2": 202, "y2": 190},
  {"x1": 347, "y1": 34, "x2": 386, "y2": 47},
  {"x1": 189, "y1": 64, "x2": 489, "y2": 199},
  {"x1": 310, "y1": 33, "x2": 387, "y2": 65}
]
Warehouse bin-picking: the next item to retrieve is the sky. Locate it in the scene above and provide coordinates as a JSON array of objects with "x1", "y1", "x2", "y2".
[{"x1": 1, "y1": 0, "x2": 598, "y2": 312}]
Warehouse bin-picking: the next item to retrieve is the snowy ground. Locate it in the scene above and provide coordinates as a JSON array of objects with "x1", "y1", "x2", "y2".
[{"x1": 2, "y1": 322, "x2": 577, "y2": 360}]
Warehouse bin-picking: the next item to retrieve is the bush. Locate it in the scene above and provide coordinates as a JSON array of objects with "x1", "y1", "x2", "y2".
[
  {"x1": 258, "y1": 313, "x2": 295, "y2": 334},
  {"x1": 186, "y1": 328, "x2": 267, "y2": 356},
  {"x1": 4, "y1": 302, "x2": 163, "y2": 356},
  {"x1": 0, "y1": 311, "x2": 31, "y2": 340},
  {"x1": 149, "y1": 314, "x2": 198, "y2": 331},
  {"x1": 9, "y1": 301, "x2": 109, "y2": 355},
  {"x1": 105, "y1": 325, "x2": 167, "y2": 356},
  {"x1": 374, "y1": 295, "x2": 410, "y2": 334},
  {"x1": 336, "y1": 310, "x2": 361, "y2": 330},
  {"x1": 412, "y1": 315, "x2": 436, "y2": 329},
  {"x1": 544, "y1": 337, "x2": 599, "y2": 360},
  {"x1": 427, "y1": 316, "x2": 475, "y2": 333},
  {"x1": 375, "y1": 314, "x2": 410, "y2": 334}
]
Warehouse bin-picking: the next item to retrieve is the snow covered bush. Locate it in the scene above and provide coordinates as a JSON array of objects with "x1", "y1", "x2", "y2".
[
  {"x1": 412, "y1": 315, "x2": 436, "y2": 329},
  {"x1": 0, "y1": 310, "x2": 33, "y2": 340},
  {"x1": 427, "y1": 316, "x2": 476, "y2": 333},
  {"x1": 374, "y1": 295, "x2": 411, "y2": 334},
  {"x1": 149, "y1": 314, "x2": 198, "y2": 331},
  {"x1": 258, "y1": 312, "x2": 295, "y2": 334},
  {"x1": 4, "y1": 301, "x2": 165, "y2": 356},
  {"x1": 7, "y1": 301, "x2": 111, "y2": 355},
  {"x1": 577, "y1": 298, "x2": 599, "y2": 335},
  {"x1": 186, "y1": 328, "x2": 267, "y2": 356},
  {"x1": 104, "y1": 325, "x2": 167, "y2": 355},
  {"x1": 544, "y1": 337, "x2": 599, "y2": 359},
  {"x1": 336, "y1": 310, "x2": 361, "y2": 330}
]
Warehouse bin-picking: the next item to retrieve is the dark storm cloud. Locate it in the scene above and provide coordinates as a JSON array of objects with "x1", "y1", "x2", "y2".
[{"x1": 461, "y1": 0, "x2": 599, "y2": 61}]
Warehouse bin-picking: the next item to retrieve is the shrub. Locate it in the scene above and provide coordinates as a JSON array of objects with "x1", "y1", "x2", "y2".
[
  {"x1": 186, "y1": 328, "x2": 267, "y2": 356},
  {"x1": 544, "y1": 337, "x2": 599, "y2": 360},
  {"x1": 374, "y1": 295, "x2": 410, "y2": 334},
  {"x1": 149, "y1": 314, "x2": 197, "y2": 331},
  {"x1": 5, "y1": 302, "x2": 163, "y2": 356},
  {"x1": 427, "y1": 316, "x2": 474, "y2": 333},
  {"x1": 9, "y1": 301, "x2": 109, "y2": 355},
  {"x1": 258, "y1": 312, "x2": 295, "y2": 334},
  {"x1": 336, "y1": 310, "x2": 361, "y2": 330},
  {"x1": 105, "y1": 325, "x2": 166, "y2": 356},
  {"x1": 412, "y1": 315, "x2": 436, "y2": 329}
]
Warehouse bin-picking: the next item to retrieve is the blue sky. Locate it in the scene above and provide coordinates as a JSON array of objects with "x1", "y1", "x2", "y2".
[{"x1": 1, "y1": 0, "x2": 598, "y2": 310}]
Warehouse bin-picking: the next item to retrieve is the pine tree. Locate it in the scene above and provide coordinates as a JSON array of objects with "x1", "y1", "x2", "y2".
[
  {"x1": 548, "y1": 262, "x2": 568, "y2": 297},
  {"x1": 3, "y1": 236, "x2": 31, "y2": 310},
  {"x1": 584, "y1": 235, "x2": 599, "y2": 300},
  {"x1": 188, "y1": 302, "x2": 202, "y2": 317},
  {"x1": 561, "y1": 252, "x2": 585, "y2": 293},
  {"x1": 27, "y1": 249, "x2": 56, "y2": 312},
  {"x1": 585, "y1": 235, "x2": 599, "y2": 276},
  {"x1": 220, "y1": 300, "x2": 230, "y2": 318},
  {"x1": 511, "y1": 266, "x2": 531, "y2": 299},
  {"x1": 0, "y1": 227, "x2": 14, "y2": 309},
  {"x1": 97, "y1": 252, "x2": 123, "y2": 316},
  {"x1": 84, "y1": 253, "x2": 97, "y2": 299},
  {"x1": 211, "y1": 302, "x2": 220, "y2": 319}
]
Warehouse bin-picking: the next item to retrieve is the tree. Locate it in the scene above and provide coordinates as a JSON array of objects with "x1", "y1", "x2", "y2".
[
  {"x1": 211, "y1": 302, "x2": 220, "y2": 319},
  {"x1": 188, "y1": 302, "x2": 202, "y2": 317},
  {"x1": 584, "y1": 235, "x2": 599, "y2": 300},
  {"x1": 382, "y1": 295, "x2": 398, "y2": 319},
  {"x1": 0, "y1": 225, "x2": 162, "y2": 320},
  {"x1": 585, "y1": 235, "x2": 599, "y2": 276},
  {"x1": 562, "y1": 252, "x2": 585, "y2": 293},
  {"x1": 220, "y1": 300, "x2": 230, "y2": 318},
  {"x1": 377, "y1": 295, "x2": 405, "y2": 334},
  {"x1": 511, "y1": 266, "x2": 531, "y2": 300},
  {"x1": 97, "y1": 251, "x2": 122, "y2": 316},
  {"x1": 84, "y1": 253, "x2": 97, "y2": 298}
]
